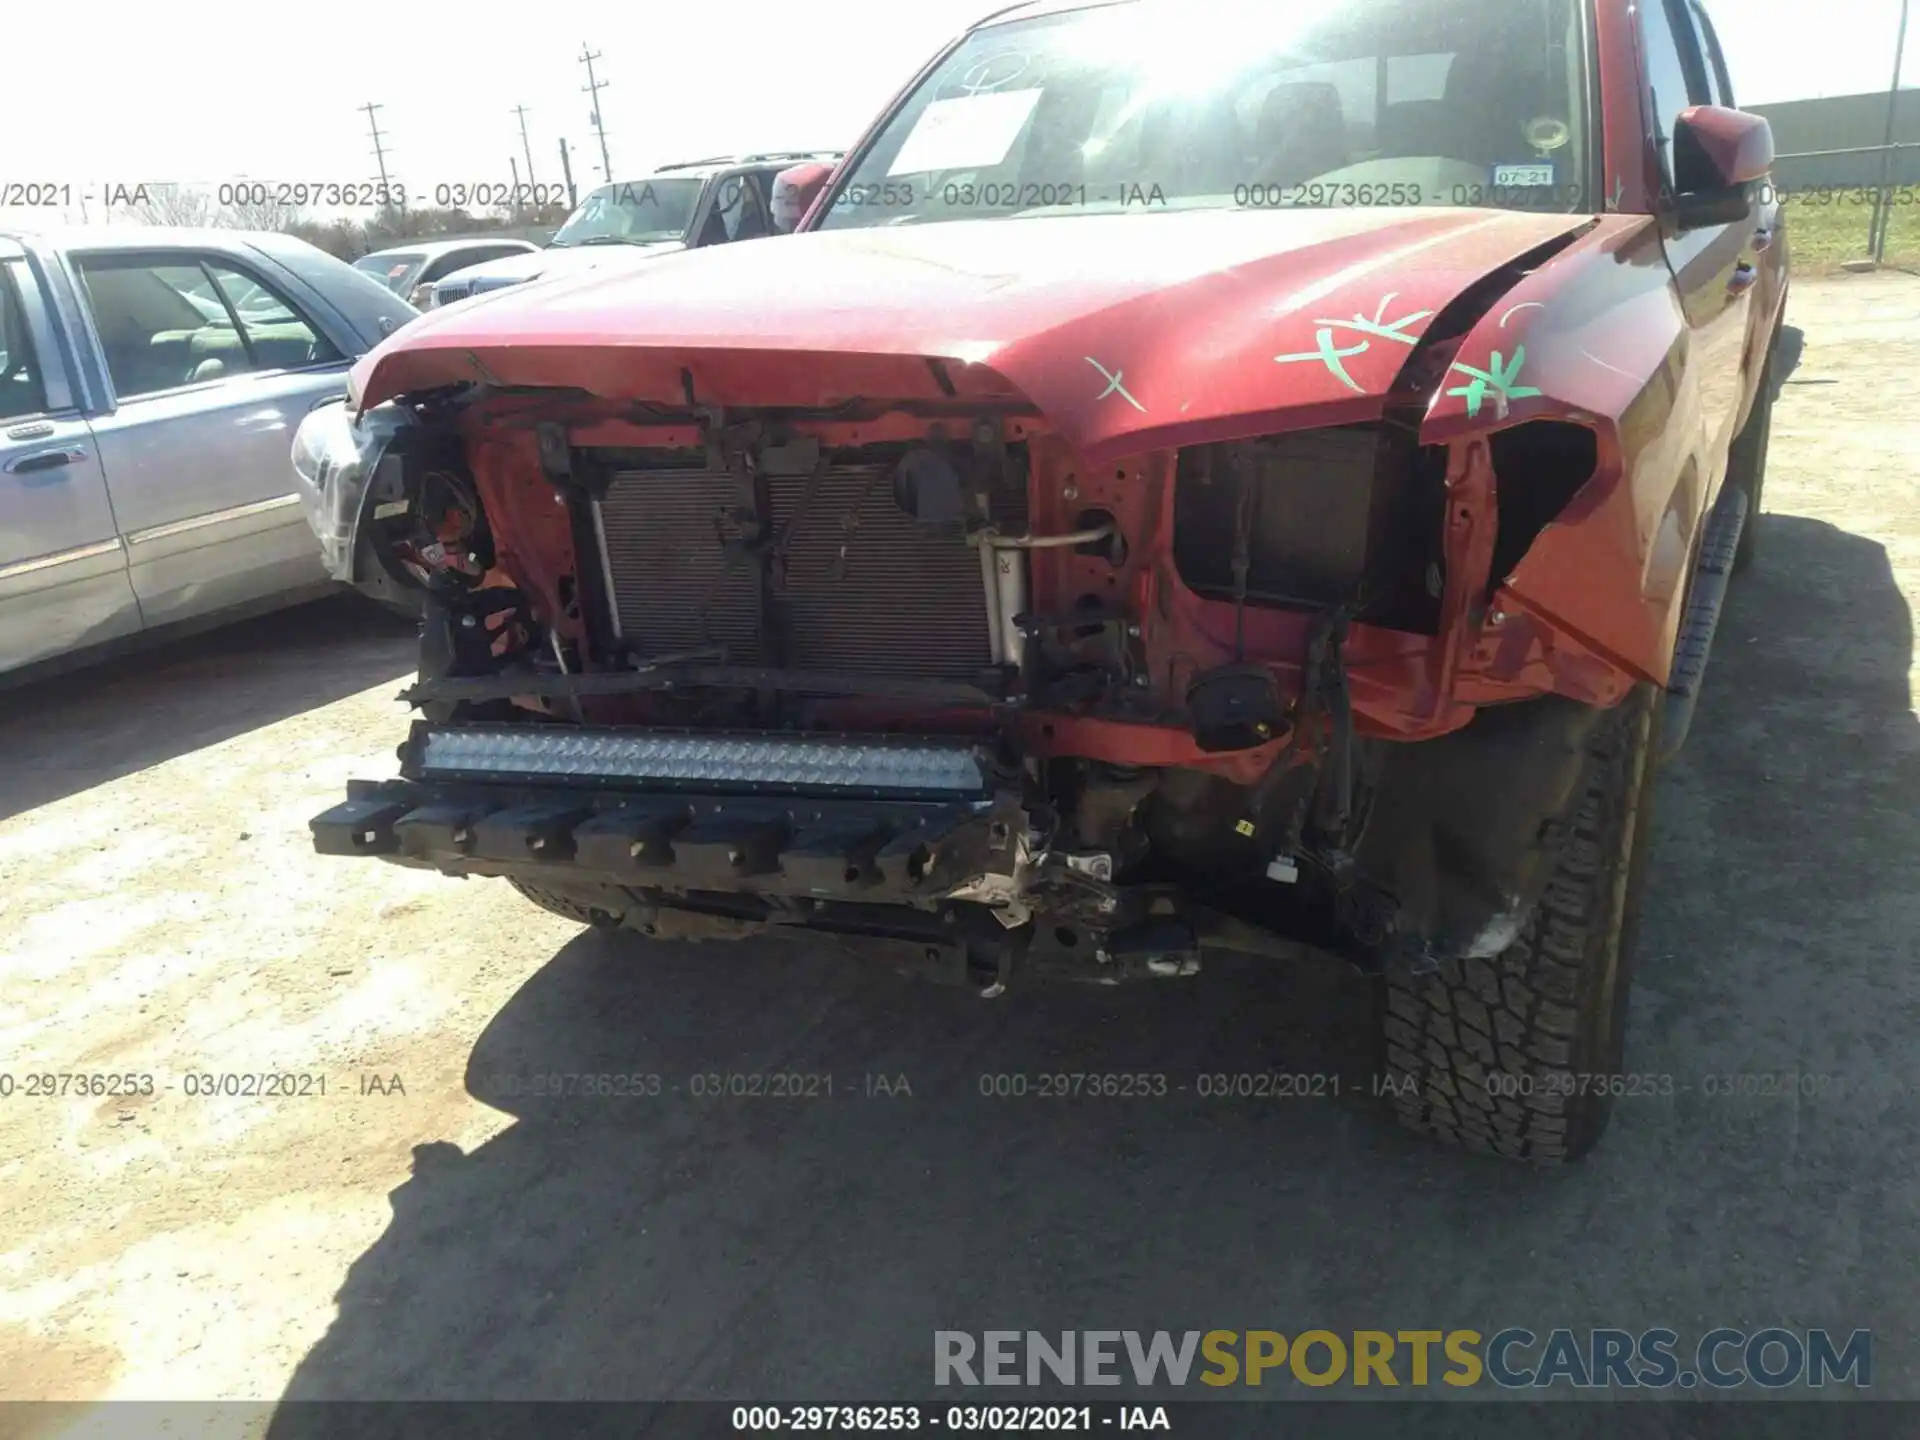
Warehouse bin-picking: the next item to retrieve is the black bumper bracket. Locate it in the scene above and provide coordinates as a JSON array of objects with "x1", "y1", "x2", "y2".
[
  {"x1": 571, "y1": 803, "x2": 692, "y2": 873},
  {"x1": 310, "y1": 797, "x2": 414, "y2": 857},
  {"x1": 394, "y1": 802, "x2": 493, "y2": 860},
  {"x1": 470, "y1": 804, "x2": 597, "y2": 864}
]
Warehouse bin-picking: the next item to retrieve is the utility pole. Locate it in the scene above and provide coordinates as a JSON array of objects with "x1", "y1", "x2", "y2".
[
  {"x1": 509, "y1": 156, "x2": 524, "y2": 224},
  {"x1": 360, "y1": 101, "x2": 394, "y2": 196},
  {"x1": 512, "y1": 104, "x2": 539, "y2": 192},
  {"x1": 559, "y1": 137, "x2": 578, "y2": 210},
  {"x1": 580, "y1": 44, "x2": 614, "y2": 181},
  {"x1": 361, "y1": 100, "x2": 402, "y2": 237},
  {"x1": 1868, "y1": 0, "x2": 1912, "y2": 263}
]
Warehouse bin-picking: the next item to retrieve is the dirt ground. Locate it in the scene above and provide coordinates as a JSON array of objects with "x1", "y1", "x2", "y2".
[{"x1": 1, "y1": 273, "x2": 1917, "y2": 1425}]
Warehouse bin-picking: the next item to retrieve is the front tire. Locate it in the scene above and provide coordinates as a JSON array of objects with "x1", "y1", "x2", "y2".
[{"x1": 1380, "y1": 685, "x2": 1661, "y2": 1163}]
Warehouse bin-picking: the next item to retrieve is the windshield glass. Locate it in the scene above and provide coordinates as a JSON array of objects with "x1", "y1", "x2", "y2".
[
  {"x1": 551, "y1": 179, "x2": 705, "y2": 246},
  {"x1": 817, "y1": 0, "x2": 1589, "y2": 230},
  {"x1": 353, "y1": 254, "x2": 425, "y2": 294}
]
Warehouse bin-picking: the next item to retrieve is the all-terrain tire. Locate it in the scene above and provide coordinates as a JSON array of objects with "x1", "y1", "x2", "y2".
[
  {"x1": 508, "y1": 879, "x2": 625, "y2": 928},
  {"x1": 1380, "y1": 685, "x2": 1661, "y2": 1164},
  {"x1": 1726, "y1": 346, "x2": 1775, "y2": 574}
]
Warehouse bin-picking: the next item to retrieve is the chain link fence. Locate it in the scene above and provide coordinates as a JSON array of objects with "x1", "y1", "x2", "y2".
[{"x1": 1772, "y1": 142, "x2": 1920, "y2": 270}]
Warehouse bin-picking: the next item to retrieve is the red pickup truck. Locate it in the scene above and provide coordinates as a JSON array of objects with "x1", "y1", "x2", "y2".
[{"x1": 296, "y1": 0, "x2": 1787, "y2": 1163}]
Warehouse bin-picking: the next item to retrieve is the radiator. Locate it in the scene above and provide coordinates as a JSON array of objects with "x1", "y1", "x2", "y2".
[{"x1": 595, "y1": 461, "x2": 1024, "y2": 680}]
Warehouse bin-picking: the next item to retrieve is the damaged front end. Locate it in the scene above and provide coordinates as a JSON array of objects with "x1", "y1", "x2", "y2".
[{"x1": 306, "y1": 344, "x2": 1637, "y2": 991}]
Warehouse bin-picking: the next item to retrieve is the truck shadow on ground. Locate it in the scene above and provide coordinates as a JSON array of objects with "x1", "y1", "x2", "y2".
[
  {"x1": 268, "y1": 516, "x2": 1920, "y2": 1414},
  {"x1": 1773, "y1": 324, "x2": 1806, "y2": 394},
  {"x1": 0, "y1": 595, "x2": 415, "y2": 822}
]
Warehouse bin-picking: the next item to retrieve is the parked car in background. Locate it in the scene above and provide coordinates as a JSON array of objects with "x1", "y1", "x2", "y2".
[
  {"x1": 353, "y1": 237, "x2": 542, "y2": 311},
  {"x1": 0, "y1": 227, "x2": 413, "y2": 679},
  {"x1": 427, "y1": 152, "x2": 842, "y2": 307}
]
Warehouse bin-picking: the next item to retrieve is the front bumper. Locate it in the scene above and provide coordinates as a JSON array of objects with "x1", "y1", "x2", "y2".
[
  {"x1": 315, "y1": 775, "x2": 1251, "y2": 984},
  {"x1": 316, "y1": 722, "x2": 1028, "y2": 903},
  {"x1": 308, "y1": 724, "x2": 1277, "y2": 983},
  {"x1": 313, "y1": 773, "x2": 1015, "y2": 903}
]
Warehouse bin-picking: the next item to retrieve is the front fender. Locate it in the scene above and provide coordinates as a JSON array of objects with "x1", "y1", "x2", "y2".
[{"x1": 1421, "y1": 218, "x2": 1700, "y2": 687}]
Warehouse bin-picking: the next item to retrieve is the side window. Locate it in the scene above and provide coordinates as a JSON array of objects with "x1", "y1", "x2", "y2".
[
  {"x1": 1637, "y1": 0, "x2": 1711, "y2": 186},
  {"x1": 0, "y1": 263, "x2": 50, "y2": 421},
  {"x1": 719, "y1": 173, "x2": 770, "y2": 241},
  {"x1": 206, "y1": 263, "x2": 341, "y2": 369},
  {"x1": 1686, "y1": 0, "x2": 1736, "y2": 108},
  {"x1": 76, "y1": 255, "x2": 341, "y2": 401}
]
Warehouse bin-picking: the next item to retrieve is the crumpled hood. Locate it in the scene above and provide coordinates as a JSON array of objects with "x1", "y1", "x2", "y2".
[{"x1": 363, "y1": 206, "x2": 1635, "y2": 461}]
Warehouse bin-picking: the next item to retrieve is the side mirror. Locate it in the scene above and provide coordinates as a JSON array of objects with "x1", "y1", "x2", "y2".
[
  {"x1": 771, "y1": 162, "x2": 836, "y2": 233},
  {"x1": 1671, "y1": 106, "x2": 1775, "y2": 231}
]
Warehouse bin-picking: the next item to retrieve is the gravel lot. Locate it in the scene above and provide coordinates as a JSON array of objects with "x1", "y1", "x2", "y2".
[{"x1": 2, "y1": 274, "x2": 1917, "y2": 1424}]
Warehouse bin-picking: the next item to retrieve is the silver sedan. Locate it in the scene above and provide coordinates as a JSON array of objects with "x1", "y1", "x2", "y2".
[{"x1": 0, "y1": 227, "x2": 413, "y2": 680}]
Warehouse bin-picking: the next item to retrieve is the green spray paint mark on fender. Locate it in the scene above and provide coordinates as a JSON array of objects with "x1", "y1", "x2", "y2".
[{"x1": 1446, "y1": 346, "x2": 1543, "y2": 419}]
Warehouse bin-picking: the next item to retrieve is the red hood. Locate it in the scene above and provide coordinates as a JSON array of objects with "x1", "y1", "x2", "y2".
[{"x1": 355, "y1": 207, "x2": 1632, "y2": 462}]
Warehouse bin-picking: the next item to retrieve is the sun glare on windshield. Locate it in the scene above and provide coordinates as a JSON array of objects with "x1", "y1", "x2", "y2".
[{"x1": 818, "y1": 0, "x2": 1589, "y2": 230}]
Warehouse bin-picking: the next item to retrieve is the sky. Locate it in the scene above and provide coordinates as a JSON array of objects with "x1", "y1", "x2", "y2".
[{"x1": 2, "y1": 0, "x2": 1915, "y2": 228}]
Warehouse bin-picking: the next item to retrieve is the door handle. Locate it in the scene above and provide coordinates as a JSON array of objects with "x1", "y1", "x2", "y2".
[
  {"x1": 4, "y1": 446, "x2": 89, "y2": 475},
  {"x1": 1752, "y1": 227, "x2": 1774, "y2": 253},
  {"x1": 1726, "y1": 263, "x2": 1758, "y2": 298}
]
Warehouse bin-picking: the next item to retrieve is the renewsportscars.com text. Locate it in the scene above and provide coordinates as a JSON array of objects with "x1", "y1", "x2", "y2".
[{"x1": 934, "y1": 1329, "x2": 1871, "y2": 1390}]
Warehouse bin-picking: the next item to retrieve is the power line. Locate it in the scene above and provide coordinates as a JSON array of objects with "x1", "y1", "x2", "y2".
[{"x1": 580, "y1": 44, "x2": 614, "y2": 182}]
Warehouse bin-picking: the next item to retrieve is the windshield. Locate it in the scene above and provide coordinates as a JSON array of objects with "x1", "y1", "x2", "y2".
[
  {"x1": 817, "y1": 0, "x2": 1589, "y2": 230},
  {"x1": 353, "y1": 254, "x2": 425, "y2": 294},
  {"x1": 551, "y1": 179, "x2": 705, "y2": 246}
]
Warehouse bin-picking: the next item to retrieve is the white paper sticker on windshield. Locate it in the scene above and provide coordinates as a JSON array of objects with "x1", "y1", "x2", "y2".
[{"x1": 887, "y1": 89, "x2": 1043, "y2": 177}]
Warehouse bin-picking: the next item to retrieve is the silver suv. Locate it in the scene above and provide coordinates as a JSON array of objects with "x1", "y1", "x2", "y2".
[{"x1": 428, "y1": 152, "x2": 842, "y2": 308}]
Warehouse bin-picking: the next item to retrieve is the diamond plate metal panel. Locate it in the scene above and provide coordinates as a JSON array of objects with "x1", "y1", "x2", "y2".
[{"x1": 415, "y1": 726, "x2": 988, "y2": 795}]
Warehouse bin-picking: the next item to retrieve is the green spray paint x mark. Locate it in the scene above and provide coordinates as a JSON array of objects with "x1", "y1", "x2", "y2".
[
  {"x1": 1273, "y1": 294, "x2": 1435, "y2": 393},
  {"x1": 1446, "y1": 347, "x2": 1543, "y2": 419}
]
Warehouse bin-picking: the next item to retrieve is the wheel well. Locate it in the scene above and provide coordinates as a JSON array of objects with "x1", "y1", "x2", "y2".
[{"x1": 1349, "y1": 694, "x2": 1613, "y2": 962}]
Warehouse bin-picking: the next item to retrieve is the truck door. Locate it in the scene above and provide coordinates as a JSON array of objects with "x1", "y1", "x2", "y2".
[
  {"x1": 71, "y1": 250, "x2": 348, "y2": 627},
  {"x1": 1684, "y1": 0, "x2": 1782, "y2": 420},
  {"x1": 0, "y1": 253, "x2": 140, "y2": 676},
  {"x1": 1642, "y1": 0, "x2": 1757, "y2": 510}
]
